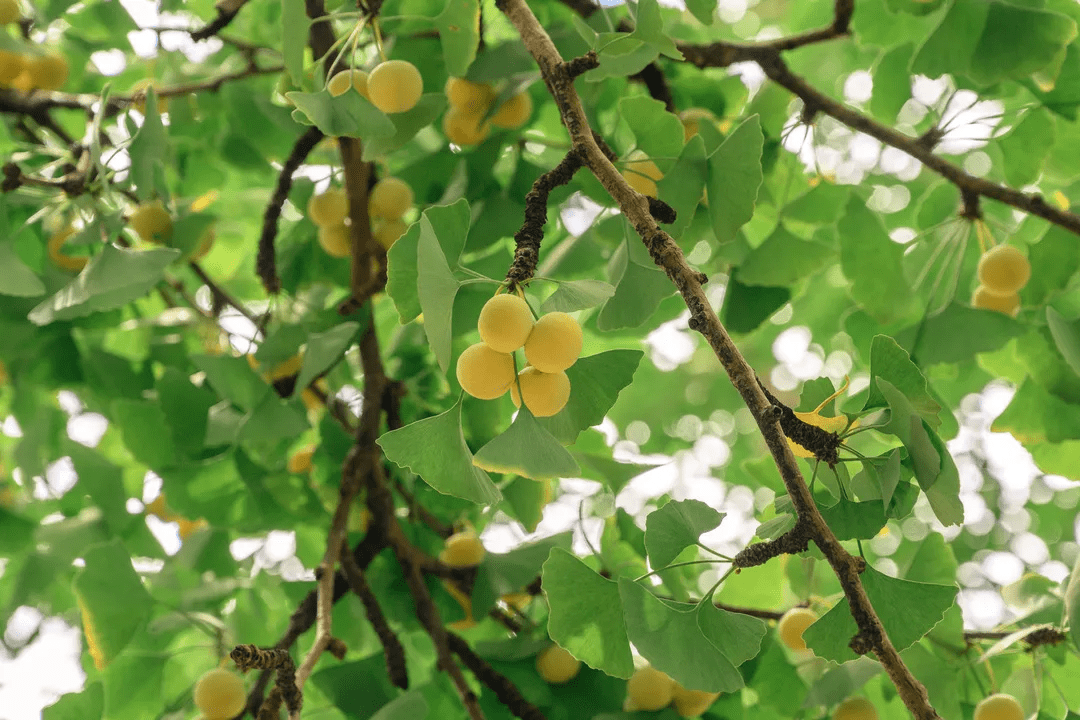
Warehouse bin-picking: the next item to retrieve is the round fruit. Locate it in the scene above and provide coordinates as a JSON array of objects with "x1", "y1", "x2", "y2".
[
  {"x1": 308, "y1": 187, "x2": 348, "y2": 228},
  {"x1": 523, "y1": 312, "x2": 583, "y2": 373},
  {"x1": 680, "y1": 107, "x2": 715, "y2": 141},
  {"x1": 369, "y1": 177, "x2": 414, "y2": 220},
  {"x1": 328, "y1": 69, "x2": 368, "y2": 98},
  {"x1": 536, "y1": 645, "x2": 581, "y2": 684},
  {"x1": 977, "y1": 244, "x2": 1031, "y2": 294},
  {"x1": 478, "y1": 293, "x2": 534, "y2": 353},
  {"x1": 318, "y1": 223, "x2": 351, "y2": 257},
  {"x1": 129, "y1": 200, "x2": 173, "y2": 243},
  {"x1": 439, "y1": 529, "x2": 486, "y2": 567},
  {"x1": 491, "y1": 92, "x2": 532, "y2": 130},
  {"x1": 26, "y1": 51, "x2": 68, "y2": 91},
  {"x1": 445, "y1": 76, "x2": 494, "y2": 112},
  {"x1": 455, "y1": 342, "x2": 515, "y2": 400},
  {"x1": 834, "y1": 696, "x2": 878, "y2": 720},
  {"x1": 193, "y1": 668, "x2": 246, "y2": 720},
  {"x1": 47, "y1": 225, "x2": 87, "y2": 272},
  {"x1": 672, "y1": 685, "x2": 720, "y2": 718},
  {"x1": 0, "y1": 0, "x2": 19, "y2": 24},
  {"x1": 442, "y1": 106, "x2": 491, "y2": 146},
  {"x1": 625, "y1": 666, "x2": 675, "y2": 712},
  {"x1": 510, "y1": 367, "x2": 570, "y2": 417},
  {"x1": 0, "y1": 50, "x2": 24, "y2": 85},
  {"x1": 777, "y1": 607, "x2": 818, "y2": 652},
  {"x1": 621, "y1": 150, "x2": 664, "y2": 198},
  {"x1": 373, "y1": 219, "x2": 408, "y2": 250},
  {"x1": 974, "y1": 694, "x2": 1024, "y2": 720},
  {"x1": 287, "y1": 445, "x2": 315, "y2": 474},
  {"x1": 367, "y1": 59, "x2": 423, "y2": 114},
  {"x1": 972, "y1": 285, "x2": 1020, "y2": 317}
]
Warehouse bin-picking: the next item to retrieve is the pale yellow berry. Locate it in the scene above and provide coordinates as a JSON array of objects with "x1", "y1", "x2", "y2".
[
  {"x1": 510, "y1": 367, "x2": 570, "y2": 418},
  {"x1": 328, "y1": 69, "x2": 368, "y2": 98},
  {"x1": 523, "y1": 312, "x2": 583, "y2": 373},
  {"x1": 25, "y1": 51, "x2": 68, "y2": 91},
  {"x1": 478, "y1": 293, "x2": 534, "y2": 353},
  {"x1": 440, "y1": 529, "x2": 486, "y2": 567},
  {"x1": 193, "y1": 668, "x2": 246, "y2": 720},
  {"x1": 971, "y1": 285, "x2": 1020, "y2": 317},
  {"x1": 491, "y1": 92, "x2": 532, "y2": 130},
  {"x1": 973, "y1": 694, "x2": 1024, "y2": 720},
  {"x1": 129, "y1": 200, "x2": 173, "y2": 243},
  {"x1": 834, "y1": 696, "x2": 878, "y2": 720},
  {"x1": 536, "y1": 645, "x2": 581, "y2": 684},
  {"x1": 777, "y1": 607, "x2": 818, "y2": 652},
  {"x1": 977, "y1": 245, "x2": 1031, "y2": 294},
  {"x1": 621, "y1": 150, "x2": 663, "y2": 198},
  {"x1": 442, "y1": 106, "x2": 491, "y2": 146},
  {"x1": 672, "y1": 684, "x2": 720, "y2": 718},
  {"x1": 317, "y1": 223, "x2": 351, "y2": 258},
  {"x1": 625, "y1": 666, "x2": 675, "y2": 712},
  {"x1": 455, "y1": 342, "x2": 516, "y2": 400},
  {"x1": 367, "y1": 60, "x2": 423, "y2": 114},
  {"x1": 373, "y1": 218, "x2": 408, "y2": 250},
  {"x1": 0, "y1": 50, "x2": 23, "y2": 85},
  {"x1": 307, "y1": 187, "x2": 349, "y2": 228},
  {"x1": 369, "y1": 177, "x2": 414, "y2": 220},
  {"x1": 445, "y1": 77, "x2": 495, "y2": 113}
]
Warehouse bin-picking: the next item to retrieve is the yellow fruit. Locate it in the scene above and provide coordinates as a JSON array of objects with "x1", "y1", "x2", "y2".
[
  {"x1": 25, "y1": 51, "x2": 68, "y2": 91},
  {"x1": 287, "y1": 445, "x2": 315, "y2": 474},
  {"x1": 129, "y1": 200, "x2": 173, "y2": 243},
  {"x1": 47, "y1": 225, "x2": 87, "y2": 272},
  {"x1": 178, "y1": 517, "x2": 209, "y2": 540},
  {"x1": 672, "y1": 684, "x2": 720, "y2": 718},
  {"x1": 439, "y1": 529, "x2": 486, "y2": 567},
  {"x1": 680, "y1": 107, "x2": 715, "y2": 142},
  {"x1": 834, "y1": 696, "x2": 878, "y2": 720},
  {"x1": 308, "y1": 187, "x2": 349, "y2": 228},
  {"x1": 373, "y1": 218, "x2": 408, "y2": 250},
  {"x1": 621, "y1": 150, "x2": 663, "y2": 198},
  {"x1": 368, "y1": 177, "x2": 414, "y2": 220},
  {"x1": 510, "y1": 367, "x2": 570, "y2": 417},
  {"x1": 455, "y1": 342, "x2": 515, "y2": 400},
  {"x1": 328, "y1": 69, "x2": 369, "y2": 98},
  {"x1": 777, "y1": 607, "x2": 817, "y2": 652},
  {"x1": 625, "y1": 666, "x2": 675, "y2": 712},
  {"x1": 442, "y1": 106, "x2": 491, "y2": 146},
  {"x1": 478, "y1": 293, "x2": 534, "y2": 353},
  {"x1": 972, "y1": 285, "x2": 1020, "y2": 317},
  {"x1": 523, "y1": 312, "x2": 583, "y2": 373},
  {"x1": 974, "y1": 694, "x2": 1025, "y2": 720},
  {"x1": 977, "y1": 244, "x2": 1031, "y2": 294},
  {"x1": 536, "y1": 645, "x2": 581, "y2": 684},
  {"x1": 0, "y1": 0, "x2": 19, "y2": 24},
  {"x1": 491, "y1": 92, "x2": 532, "y2": 130},
  {"x1": 367, "y1": 59, "x2": 423, "y2": 114},
  {"x1": 0, "y1": 50, "x2": 24, "y2": 85},
  {"x1": 444, "y1": 76, "x2": 494, "y2": 113},
  {"x1": 193, "y1": 668, "x2": 246, "y2": 720},
  {"x1": 318, "y1": 223, "x2": 352, "y2": 257}
]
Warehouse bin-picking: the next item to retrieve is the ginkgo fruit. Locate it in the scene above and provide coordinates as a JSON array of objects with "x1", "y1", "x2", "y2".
[
  {"x1": 25, "y1": 51, "x2": 68, "y2": 91},
  {"x1": 129, "y1": 200, "x2": 173, "y2": 243},
  {"x1": 47, "y1": 225, "x2": 87, "y2": 272},
  {"x1": 439, "y1": 529, "x2": 486, "y2": 567},
  {"x1": 367, "y1": 59, "x2": 423, "y2": 113},
  {"x1": 624, "y1": 666, "x2": 675, "y2": 712},
  {"x1": 287, "y1": 445, "x2": 315, "y2": 474},
  {"x1": 972, "y1": 285, "x2": 1020, "y2": 317},
  {"x1": 0, "y1": 0, "x2": 19, "y2": 25},
  {"x1": 777, "y1": 607, "x2": 818, "y2": 651},
  {"x1": 977, "y1": 244, "x2": 1030, "y2": 294},
  {"x1": 445, "y1": 76, "x2": 494, "y2": 112},
  {"x1": 308, "y1": 187, "x2": 348, "y2": 228},
  {"x1": 680, "y1": 107, "x2": 716, "y2": 141},
  {"x1": 535, "y1": 645, "x2": 581, "y2": 684},
  {"x1": 478, "y1": 293, "x2": 534, "y2": 353},
  {"x1": 328, "y1": 69, "x2": 368, "y2": 98},
  {"x1": 373, "y1": 218, "x2": 408, "y2": 250},
  {"x1": 193, "y1": 668, "x2": 246, "y2": 720},
  {"x1": 510, "y1": 367, "x2": 570, "y2": 417},
  {"x1": 491, "y1": 92, "x2": 532, "y2": 130},
  {"x1": 621, "y1": 150, "x2": 663, "y2": 198},
  {"x1": 456, "y1": 342, "x2": 515, "y2": 400},
  {"x1": 369, "y1": 177, "x2": 414, "y2": 220},
  {"x1": 834, "y1": 696, "x2": 878, "y2": 720},
  {"x1": 523, "y1": 312, "x2": 583, "y2": 373},
  {"x1": 973, "y1": 694, "x2": 1024, "y2": 720},
  {"x1": 0, "y1": 50, "x2": 23, "y2": 85},
  {"x1": 318, "y1": 223, "x2": 351, "y2": 257},
  {"x1": 672, "y1": 684, "x2": 720, "y2": 718},
  {"x1": 442, "y1": 106, "x2": 491, "y2": 146}
]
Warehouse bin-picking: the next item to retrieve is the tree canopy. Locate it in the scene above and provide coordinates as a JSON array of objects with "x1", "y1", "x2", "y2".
[{"x1": 2, "y1": 0, "x2": 1080, "y2": 720}]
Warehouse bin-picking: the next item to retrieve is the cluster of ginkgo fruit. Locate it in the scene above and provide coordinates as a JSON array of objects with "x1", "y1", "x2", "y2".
[
  {"x1": 442, "y1": 77, "x2": 532, "y2": 146},
  {"x1": 0, "y1": 0, "x2": 68, "y2": 92},
  {"x1": 971, "y1": 243, "x2": 1031, "y2": 317},
  {"x1": 455, "y1": 292, "x2": 583, "y2": 417},
  {"x1": 307, "y1": 175, "x2": 414, "y2": 257},
  {"x1": 613, "y1": 664, "x2": 720, "y2": 717},
  {"x1": 324, "y1": 58, "x2": 424, "y2": 115}
]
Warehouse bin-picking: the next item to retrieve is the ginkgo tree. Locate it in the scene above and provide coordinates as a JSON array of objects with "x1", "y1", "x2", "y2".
[{"x1": 2, "y1": 0, "x2": 1080, "y2": 720}]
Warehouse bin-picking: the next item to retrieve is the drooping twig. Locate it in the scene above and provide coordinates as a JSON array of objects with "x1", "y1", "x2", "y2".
[
  {"x1": 447, "y1": 633, "x2": 547, "y2": 720},
  {"x1": 191, "y1": 0, "x2": 251, "y2": 41},
  {"x1": 340, "y1": 544, "x2": 410, "y2": 689}
]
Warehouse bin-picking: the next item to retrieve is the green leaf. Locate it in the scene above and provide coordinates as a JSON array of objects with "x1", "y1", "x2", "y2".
[
  {"x1": 1024, "y1": 225, "x2": 1080, "y2": 305},
  {"x1": 619, "y1": 580, "x2": 744, "y2": 693},
  {"x1": 474, "y1": 406, "x2": 580, "y2": 481},
  {"x1": 1065, "y1": 554, "x2": 1080, "y2": 653},
  {"x1": 863, "y1": 335, "x2": 942, "y2": 425},
  {"x1": 0, "y1": 241, "x2": 45, "y2": 297},
  {"x1": 287, "y1": 91, "x2": 396, "y2": 139},
  {"x1": 998, "y1": 108, "x2": 1056, "y2": 187},
  {"x1": 436, "y1": 0, "x2": 481, "y2": 77},
  {"x1": 1047, "y1": 306, "x2": 1080, "y2": 377},
  {"x1": 721, "y1": 268, "x2": 791, "y2": 334},
  {"x1": 542, "y1": 548, "x2": 634, "y2": 678},
  {"x1": 156, "y1": 368, "x2": 216, "y2": 458},
  {"x1": 656, "y1": 135, "x2": 708, "y2": 239},
  {"x1": 295, "y1": 322, "x2": 360, "y2": 394},
  {"x1": 73, "y1": 539, "x2": 153, "y2": 667},
  {"x1": 43, "y1": 684, "x2": 104, "y2": 720},
  {"x1": 802, "y1": 659, "x2": 881, "y2": 708},
  {"x1": 371, "y1": 690, "x2": 428, "y2": 720},
  {"x1": 644, "y1": 499, "x2": 725, "y2": 569},
  {"x1": 697, "y1": 601, "x2": 768, "y2": 666},
  {"x1": 378, "y1": 397, "x2": 501, "y2": 504},
  {"x1": 237, "y1": 391, "x2": 310, "y2": 452},
  {"x1": 192, "y1": 354, "x2": 267, "y2": 412},
  {"x1": 280, "y1": 0, "x2": 308, "y2": 86},
  {"x1": 388, "y1": 200, "x2": 471, "y2": 324},
  {"x1": 596, "y1": 241, "x2": 673, "y2": 330},
  {"x1": 899, "y1": 302, "x2": 1024, "y2": 365},
  {"x1": 802, "y1": 564, "x2": 956, "y2": 663},
  {"x1": 28, "y1": 245, "x2": 180, "y2": 325},
  {"x1": 738, "y1": 224, "x2": 834, "y2": 286},
  {"x1": 112, "y1": 399, "x2": 178, "y2": 469},
  {"x1": 838, "y1": 197, "x2": 917, "y2": 324},
  {"x1": 128, "y1": 91, "x2": 167, "y2": 199},
  {"x1": 475, "y1": 533, "x2": 574, "y2": 615},
  {"x1": 685, "y1": 0, "x2": 716, "y2": 25},
  {"x1": 363, "y1": 94, "x2": 449, "y2": 160},
  {"x1": 587, "y1": 35, "x2": 658, "y2": 81},
  {"x1": 417, "y1": 215, "x2": 462, "y2": 373},
  {"x1": 537, "y1": 350, "x2": 643, "y2": 444},
  {"x1": 817, "y1": 499, "x2": 886, "y2": 541},
  {"x1": 621, "y1": 95, "x2": 685, "y2": 170},
  {"x1": 629, "y1": 0, "x2": 683, "y2": 60},
  {"x1": 707, "y1": 115, "x2": 763, "y2": 243},
  {"x1": 540, "y1": 280, "x2": 616, "y2": 313},
  {"x1": 992, "y1": 376, "x2": 1080, "y2": 442},
  {"x1": 870, "y1": 44, "x2": 914, "y2": 123}
]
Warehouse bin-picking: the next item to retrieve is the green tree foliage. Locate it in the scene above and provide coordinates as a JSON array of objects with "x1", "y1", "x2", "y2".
[{"x1": 3, "y1": 1, "x2": 1080, "y2": 719}]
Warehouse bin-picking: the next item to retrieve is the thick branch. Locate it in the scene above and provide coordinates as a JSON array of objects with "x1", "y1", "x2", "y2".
[
  {"x1": 341, "y1": 541, "x2": 409, "y2": 689},
  {"x1": 447, "y1": 633, "x2": 547, "y2": 720}
]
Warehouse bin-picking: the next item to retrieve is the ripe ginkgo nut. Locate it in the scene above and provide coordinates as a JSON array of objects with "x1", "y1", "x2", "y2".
[
  {"x1": 491, "y1": 92, "x2": 532, "y2": 130},
  {"x1": 440, "y1": 529, "x2": 486, "y2": 567},
  {"x1": 129, "y1": 200, "x2": 173, "y2": 243},
  {"x1": 26, "y1": 51, "x2": 68, "y2": 91},
  {"x1": 524, "y1": 312, "x2": 583, "y2": 373},
  {"x1": 442, "y1": 106, "x2": 491, "y2": 146},
  {"x1": 972, "y1": 285, "x2": 1020, "y2": 317},
  {"x1": 369, "y1": 177, "x2": 414, "y2": 220},
  {"x1": 974, "y1": 694, "x2": 1025, "y2": 720},
  {"x1": 373, "y1": 218, "x2": 408, "y2": 250},
  {"x1": 328, "y1": 69, "x2": 368, "y2": 98},
  {"x1": 193, "y1": 668, "x2": 246, "y2": 720},
  {"x1": 308, "y1": 187, "x2": 348, "y2": 228},
  {"x1": 444, "y1": 77, "x2": 494, "y2": 112},
  {"x1": 625, "y1": 666, "x2": 675, "y2": 712},
  {"x1": 317, "y1": 223, "x2": 351, "y2": 257},
  {"x1": 536, "y1": 645, "x2": 581, "y2": 684},
  {"x1": 672, "y1": 685, "x2": 720, "y2": 718},
  {"x1": 510, "y1": 367, "x2": 570, "y2": 417},
  {"x1": 622, "y1": 150, "x2": 663, "y2": 198},
  {"x1": 0, "y1": 49, "x2": 23, "y2": 85},
  {"x1": 977, "y1": 244, "x2": 1031, "y2": 294},
  {"x1": 367, "y1": 60, "x2": 423, "y2": 113},
  {"x1": 777, "y1": 607, "x2": 818, "y2": 652},
  {"x1": 456, "y1": 343, "x2": 516, "y2": 400},
  {"x1": 478, "y1": 293, "x2": 534, "y2": 353},
  {"x1": 834, "y1": 696, "x2": 878, "y2": 720}
]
